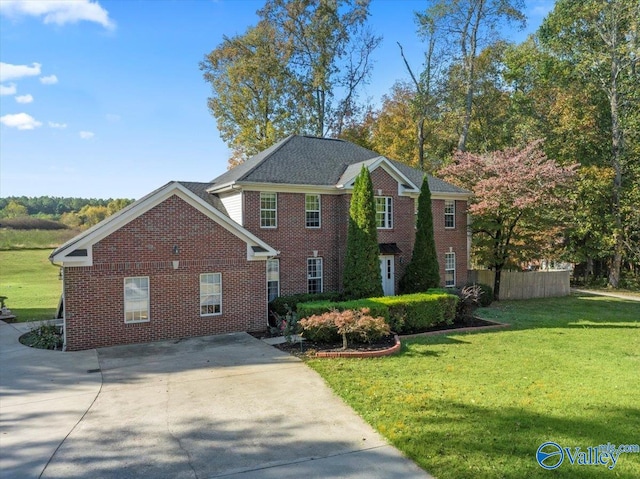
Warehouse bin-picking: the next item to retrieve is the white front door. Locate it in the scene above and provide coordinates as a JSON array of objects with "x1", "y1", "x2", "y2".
[{"x1": 379, "y1": 255, "x2": 395, "y2": 296}]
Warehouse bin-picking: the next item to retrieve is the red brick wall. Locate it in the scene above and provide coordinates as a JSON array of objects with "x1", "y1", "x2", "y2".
[
  {"x1": 241, "y1": 167, "x2": 469, "y2": 295},
  {"x1": 432, "y1": 199, "x2": 468, "y2": 286},
  {"x1": 64, "y1": 195, "x2": 267, "y2": 351}
]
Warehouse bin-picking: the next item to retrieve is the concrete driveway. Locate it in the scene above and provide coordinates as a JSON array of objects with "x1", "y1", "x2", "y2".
[{"x1": 1, "y1": 322, "x2": 431, "y2": 478}]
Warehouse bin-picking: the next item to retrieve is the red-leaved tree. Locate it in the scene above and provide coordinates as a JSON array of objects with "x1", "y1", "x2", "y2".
[{"x1": 439, "y1": 140, "x2": 578, "y2": 299}]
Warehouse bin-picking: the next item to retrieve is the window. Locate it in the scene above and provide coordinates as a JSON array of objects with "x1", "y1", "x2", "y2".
[
  {"x1": 260, "y1": 192, "x2": 277, "y2": 228},
  {"x1": 200, "y1": 273, "x2": 222, "y2": 316},
  {"x1": 307, "y1": 258, "x2": 323, "y2": 294},
  {"x1": 124, "y1": 277, "x2": 149, "y2": 323},
  {"x1": 305, "y1": 194, "x2": 321, "y2": 228},
  {"x1": 267, "y1": 259, "x2": 280, "y2": 302},
  {"x1": 375, "y1": 196, "x2": 393, "y2": 229},
  {"x1": 445, "y1": 200, "x2": 455, "y2": 229},
  {"x1": 445, "y1": 252, "x2": 456, "y2": 287}
]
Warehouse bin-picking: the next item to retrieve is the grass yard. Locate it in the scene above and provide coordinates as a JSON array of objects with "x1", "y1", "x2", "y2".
[
  {"x1": 308, "y1": 294, "x2": 640, "y2": 478},
  {"x1": 0, "y1": 228, "x2": 79, "y2": 250},
  {"x1": 0, "y1": 249, "x2": 61, "y2": 321}
]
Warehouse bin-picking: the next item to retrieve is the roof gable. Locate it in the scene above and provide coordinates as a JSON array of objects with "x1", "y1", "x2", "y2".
[{"x1": 50, "y1": 182, "x2": 277, "y2": 266}]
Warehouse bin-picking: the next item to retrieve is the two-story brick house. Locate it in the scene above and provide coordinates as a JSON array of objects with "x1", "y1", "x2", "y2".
[{"x1": 51, "y1": 135, "x2": 470, "y2": 350}]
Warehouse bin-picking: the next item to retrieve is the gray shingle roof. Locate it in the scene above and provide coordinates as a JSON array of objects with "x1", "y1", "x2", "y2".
[
  {"x1": 178, "y1": 181, "x2": 228, "y2": 215},
  {"x1": 209, "y1": 135, "x2": 470, "y2": 195}
]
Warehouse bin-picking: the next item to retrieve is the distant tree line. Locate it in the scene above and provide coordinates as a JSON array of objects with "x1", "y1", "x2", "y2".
[{"x1": 0, "y1": 196, "x2": 134, "y2": 229}]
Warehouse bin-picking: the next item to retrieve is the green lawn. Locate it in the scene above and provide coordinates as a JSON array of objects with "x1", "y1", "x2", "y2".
[
  {"x1": 0, "y1": 228, "x2": 78, "y2": 250},
  {"x1": 0, "y1": 249, "x2": 61, "y2": 321},
  {"x1": 307, "y1": 294, "x2": 640, "y2": 479}
]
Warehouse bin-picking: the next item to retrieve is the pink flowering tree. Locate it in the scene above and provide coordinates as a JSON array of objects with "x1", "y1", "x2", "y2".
[{"x1": 439, "y1": 140, "x2": 577, "y2": 299}]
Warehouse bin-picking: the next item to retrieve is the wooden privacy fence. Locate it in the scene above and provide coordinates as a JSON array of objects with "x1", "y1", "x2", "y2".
[{"x1": 468, "y1": 270, "x2": 571, "y2": 300}]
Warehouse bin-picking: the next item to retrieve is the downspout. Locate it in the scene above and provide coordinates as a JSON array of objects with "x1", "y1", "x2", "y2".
[{"x1": 49, "y1": 256, "x2": 66, "y2": 352}]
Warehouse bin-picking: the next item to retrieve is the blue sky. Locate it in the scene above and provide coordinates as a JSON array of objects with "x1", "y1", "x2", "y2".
[{"x1": 0, "y1": 0, "x2": 553, "y2": 200}]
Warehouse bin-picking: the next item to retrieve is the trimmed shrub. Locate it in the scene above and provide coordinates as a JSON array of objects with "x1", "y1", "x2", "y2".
[
  {"x1": 465, "y1": 283, "x2": 493, "y2": 307},
  {"x1": 269, "y1": 292, "x2": 341, "y2": 316},
  {"x1": 297, "y1": 292, "x2": 458, "y2": 335}
]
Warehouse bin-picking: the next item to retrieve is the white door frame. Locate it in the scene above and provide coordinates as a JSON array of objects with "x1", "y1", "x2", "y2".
[{"x1": 379, "y1": 255, "x2": 395, "y2": 296}]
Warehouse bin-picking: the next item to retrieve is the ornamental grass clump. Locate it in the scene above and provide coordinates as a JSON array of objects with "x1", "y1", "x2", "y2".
[{"x1": 299, "y1": 308, "x2": 390, "y2": 350}]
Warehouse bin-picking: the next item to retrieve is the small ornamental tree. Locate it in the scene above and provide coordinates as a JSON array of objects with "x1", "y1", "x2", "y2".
[
  {"x1": 400, "y1": 176, "x2": 441, "y2": 292},
  {"x1": 343, "y1": 166, "x2": 383, "y2": 300},
  {"x1": 439, "y1": 140, "x2": 577, "y2": 300}
]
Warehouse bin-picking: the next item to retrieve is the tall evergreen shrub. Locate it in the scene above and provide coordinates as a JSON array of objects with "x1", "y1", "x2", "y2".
[
  {"x1": 343, "y1": 166, "x2": 383, "y2": 299},
  {"x1": 400, "y1": 175, "x2": 441, "y2": 292}
]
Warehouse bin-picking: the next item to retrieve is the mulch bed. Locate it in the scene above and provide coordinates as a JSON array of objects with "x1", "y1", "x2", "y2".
[{"x1": 251, "y1": 317, "x2": 504, "y2": 358}]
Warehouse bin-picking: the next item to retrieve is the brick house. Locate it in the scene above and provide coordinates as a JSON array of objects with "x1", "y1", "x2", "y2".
[{"x1": 51, "y1": 135, "x2": 470, "y2": 350}]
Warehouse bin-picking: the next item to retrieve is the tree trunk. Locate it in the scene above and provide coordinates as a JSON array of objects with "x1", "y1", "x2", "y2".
[
  {"x1": 493, "y1": 267, "x2": 502, "y2": 301},
  {"x1": 418, "y1": 118, "x2": 425, "y2": 170}
]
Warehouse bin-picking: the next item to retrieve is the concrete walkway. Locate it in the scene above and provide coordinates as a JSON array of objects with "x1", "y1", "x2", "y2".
[
  {"x1": 0, "y1": 324, "x2": 431, "y2": 478},
  {"x1": 572, "y1": 288, "x2": 640, "y2": 302},
  {"x1": 0, "y1": 321, "x2": 101, "y2": 479}
]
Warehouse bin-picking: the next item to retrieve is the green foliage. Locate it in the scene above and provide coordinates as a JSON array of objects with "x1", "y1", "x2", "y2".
[
  {"x1": 269, "y1": 292, "x2": 342, "y2": 316},
  {"x1": 270, "y1": 307, "x2": 300, "y2": 343},
  {"x1": 343, "y1": 166, "x2": 383, "y2": 300},
  {"x1": 466, "y1": 282, "x2": 493, "y2": 307},
  {"x1": 297, "y1": 292, "x2": 458, "y2": 335},
  {"x1": 400, "y1": 176, "x2": 440, "y2": 293},
  {"x1": 20, "y1": 323, "x2": 63, "y2": 350}
]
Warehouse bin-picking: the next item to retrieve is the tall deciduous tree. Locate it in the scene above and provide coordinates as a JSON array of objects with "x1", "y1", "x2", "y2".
[
  {"x1": 260, "y1": 0, "x2": 381, "y2": 138},
  {"x1": 416, "y1": 0, "x2": 525, "y2": 152},
  {"x1": 440, "y1": 140, "x2": 577, "y2": 299},
  {"x1": 201, "y1": 21, "x2": 299, "y2": 166},
  {"x1": 343, "y1": 166, "x2": 383, "y2": 300},
  {"x1": 539, "y1": 0, "x2": 640, "y2": 287},
  {"x1": 399, "y1": 176, "x2": 441, "y2": 293}
]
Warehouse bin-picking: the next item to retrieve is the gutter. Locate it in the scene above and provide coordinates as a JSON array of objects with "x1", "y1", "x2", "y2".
[{"x1": 49, "y1": 255, "x2": 67, "y2": 352}]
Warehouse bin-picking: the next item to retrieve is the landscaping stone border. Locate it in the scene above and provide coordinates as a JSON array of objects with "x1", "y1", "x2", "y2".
[
  {"x1": 315, "y1": 334, "x2": 401, "y2": 358},
  {"x1": 400, "y1": 318, "x2": 510, "y2": 339}
]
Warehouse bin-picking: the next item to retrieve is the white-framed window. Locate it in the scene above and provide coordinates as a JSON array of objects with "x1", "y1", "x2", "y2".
[
  {"x1": 445, "y1": 200, "x2": 455, "y2": 229},
  {"x1": 375, "y1": 196, "x2": 393, "y2": 229},
  {"x1": 124, "y1": 276, "x2": 150, "y2": 323},
  {"x1": 200, "y1": 273, "x2": 222, "y2": 316},
  {"x1": 260, "y1": 192, "x2": 277, "y2": 228},
  {"x1": 267, "y1": 259, "x2": 280, "y2": 302},
  {"x1": 445, "y1": 252, "x2": 456, "y2": 287},
  {"x1": 305, "y1": 194, "x2": 321, "y2": 228},
  {"x1": 307, "y1": 258, "x2": 323, "y2": 294}
]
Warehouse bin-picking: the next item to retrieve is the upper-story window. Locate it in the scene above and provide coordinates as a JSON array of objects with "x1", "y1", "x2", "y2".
[
  {"x1": 305, "y1": 194, "x2": 321, "y2": 228},
  {"x1": 375, "y1": 196, "x2": 393, "y2": 229},
  {"x1": 444, "y1": 200, "x2": 455, "y2": 229},
  {"x1": 260, "y1": 192, "x2": 277, "y2": 228}
]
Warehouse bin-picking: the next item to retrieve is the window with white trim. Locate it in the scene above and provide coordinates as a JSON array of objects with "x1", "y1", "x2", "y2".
[
  {"x1": 260, "y1": 192, "x2": 277, "y2": 228},
  {"x1": 200, "y1": 273, "x2": 222, "y2": 316},
  {"x1": 445, "y1": 252, "x2": 456, "y2": 287},
  {"x1": 445, "y1": 200, "x2": 455, "y2": 229},
  {"x1": 307, "y1": 258, "x2": 323, "y2": 294},
  {"x1": 267, "y1": 259, "x2": 280, "y2": 302},
  {"x1": 375, "y1": 196, "x2": 393, "y2": 229},
  {"x1": 305, "y1": 194, "x2": 321, "y2": 228},
  {"x1": 124, "y1": 277, "x2": 150, "y2": 323}
]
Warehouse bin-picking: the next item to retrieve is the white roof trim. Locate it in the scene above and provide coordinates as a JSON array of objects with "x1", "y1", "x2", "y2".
[
  {"x1": 50, "y1": 181, "x2": 277, "y2": 266},
  {"x1": 336, "y1": 156, "x2": 420, "y2": 193}
]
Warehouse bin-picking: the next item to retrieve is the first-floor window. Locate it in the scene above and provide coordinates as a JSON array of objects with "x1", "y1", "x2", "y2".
[
  {"x1": 124, "y1": 276, "x2": 150, "y2": 323},
  {"x1": 200, "y1": 273, "x2": 222, "y2": 316},
  {"x1": 267, "y1": 259, "x2": 280, "y2": 302},
  {"x1": 445, "y1": 252, "x2": 456, "y2": 287},
  {"x1": 307, "y1": 258, "x2": 323, "y2": 294}
]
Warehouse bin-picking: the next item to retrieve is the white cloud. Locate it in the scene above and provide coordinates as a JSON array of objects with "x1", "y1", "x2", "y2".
[
  {"x1": 0, "y1": 0, "x2": 115, "y2": 30},
  {"x1": 48, "y1": 121, "x2": 67, "y2": 129},
  {"x1": 0, "y1": 62, "x2": 41, "y2": 82},
  {"x1": 15, "y1": 93, "x2": 33, "y2": 103},
  {"x1": 0, "y1": 83, "x2": 17, "y2": 95},
  {"x1": 0, "y1": 112, "x2": 42, "y2": 130},
  {"x1": 40, "y1": 74, "x2": 58, "y2": 85},
  {"x1": 79, "y1": 130, "x2": 95, "y2": 139}
]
